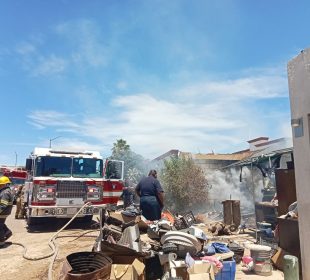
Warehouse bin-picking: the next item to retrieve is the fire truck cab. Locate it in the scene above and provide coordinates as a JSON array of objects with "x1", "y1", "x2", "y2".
[{"x1": 25, "y1": 147, "x2": 124, "y2": 225}]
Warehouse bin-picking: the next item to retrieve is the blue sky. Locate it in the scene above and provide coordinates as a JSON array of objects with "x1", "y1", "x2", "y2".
[{"x1": 0, "y1": 0, "x2": 309, "y2": 165}]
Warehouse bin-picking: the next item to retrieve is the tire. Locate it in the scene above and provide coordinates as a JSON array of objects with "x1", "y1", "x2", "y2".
[
  {"x1": 229, "y1": 224, "x2": 237, "y2": 232},
  {"x1": 26, "y1": 209, "x2": 44, "y2": 226},
  {"x1": 27, "y1": 216, "x2": 41, "y2": 226},
  {"x1": 162, "y1": 242, "x2": 178, "y2": 254},
  {"x1": 82, "y1": 215, "x2": 93, "y2": 223}
]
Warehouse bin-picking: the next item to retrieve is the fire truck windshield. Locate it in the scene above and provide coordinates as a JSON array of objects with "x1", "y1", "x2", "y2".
[
  {"x1": 35, "y1": 156, "x2": 103, "y2": 178},
  {"x1": 72, "y1": 157, "x2": 103, "y2": 178}
]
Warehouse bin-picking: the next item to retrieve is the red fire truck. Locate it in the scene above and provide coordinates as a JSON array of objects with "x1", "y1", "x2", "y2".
[
  {"x1": 0, "y1": 166, "x2": 27, "y2": 203},
  {"x1": 25, "y1": 147, "x2": 124, "y2": 225}
]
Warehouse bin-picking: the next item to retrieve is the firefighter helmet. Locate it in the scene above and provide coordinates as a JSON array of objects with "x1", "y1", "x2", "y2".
[{"x1": 0, "y1": 176, "x2": 11, "y2": 185}]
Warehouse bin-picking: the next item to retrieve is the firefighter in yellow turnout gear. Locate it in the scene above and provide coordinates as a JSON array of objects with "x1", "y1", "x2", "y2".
[
  {"x1": 0, "y1": 176, "x2": 14, "y2": 247},
  {"x1": 15, "y1": 184, "x2": 26, "y2": 219}
]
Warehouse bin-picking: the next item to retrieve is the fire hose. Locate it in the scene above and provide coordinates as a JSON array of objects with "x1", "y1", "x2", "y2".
[{"x1": 8, "y1": 202, "x2": 100, "y2": 280}]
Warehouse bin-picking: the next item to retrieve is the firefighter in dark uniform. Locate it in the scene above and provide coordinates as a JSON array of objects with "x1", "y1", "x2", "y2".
[
  {"x1": 135, "y1": 170, "x2": 164, "y2": 221},
  {"x1": 0, "y1": 176, "x2": 13, "y2": 247}
]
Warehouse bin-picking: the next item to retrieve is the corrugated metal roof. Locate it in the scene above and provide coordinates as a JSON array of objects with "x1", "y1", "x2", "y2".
[
  {"x1": 179, "y1": 151, "x2": 252, "y2": 161},
  {"x1": 226, "y1": 147, "x2": 293, "y2": 168},
  {"x1": 222, "y1": 138, "x2": 293, "y2": 168},
  {"x1": 152, "y1": 137, "x2": 292, "y2": 165}
]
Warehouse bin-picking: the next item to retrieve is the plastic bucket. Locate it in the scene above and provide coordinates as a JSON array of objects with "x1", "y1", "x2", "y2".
[
  {"x1": 254, "y1": 261, "x2": 273, "y2": 276},
  {"x1": 248, "y1": 244, "x2": 271, "y2": 262}
]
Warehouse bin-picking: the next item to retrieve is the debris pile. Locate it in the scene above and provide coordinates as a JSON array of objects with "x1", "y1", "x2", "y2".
[
  {"x1": 59, "y1": 198, "x2": 298, "y2": 279},
  {"x1": 60, "y1": 206, "x2": 241, "y2": 280}
]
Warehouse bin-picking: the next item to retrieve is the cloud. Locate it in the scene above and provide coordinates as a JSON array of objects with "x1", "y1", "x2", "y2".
[
  {"x1": 116, "y1": 81, "x2": 128, "y2": 90},
  {"x1": 32, "y1": 55, "x2": 67, "y2": 76},
  {"x1": 46, "y1": 138, "x2": 104, "y2": 152},
  {"x1": 55, "y1": 19, "x2": 108, "y2": 67},
  {"x1": 14, "y1": 19, "x2": 108, "y2": 77},
  {"x1": 113, "y1": 94, "x2": 244, "y2": 131},
  {"x1": 27, "y1": 121, "x2": 45, "y2": 130},
  {"x1": 26, "y1": 64, "x2": 291, "y2": 159},
  {"x1": 28, "y1": 110, "x2": 79, "y2": 129},
  {"x1": 176, "y1": 74, "x2": 288, "y2": 100},
  {"x1": 16, "y1": 42, "x2": 36, "y2": 55},
  {"x1": 29, "y1": 93, "x2": 244, "y2": 158}
]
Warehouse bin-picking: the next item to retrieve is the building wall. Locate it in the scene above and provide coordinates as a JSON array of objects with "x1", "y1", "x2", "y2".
[
  {"x1": 194, "y1": 159, "x2": 237, "y2": 172},
  {"x1": 287, "y1": 48, "x2": 310, "y2": 279}
]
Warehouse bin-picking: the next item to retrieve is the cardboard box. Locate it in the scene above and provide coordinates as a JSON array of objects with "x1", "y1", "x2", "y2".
[
  {"x1": 164, "y1": 259, "x2": 190, "y2": 280},
  {"x1": 174, "y1": 267, "x2": 189, "y2": 280},
  {"x1": 110, "y1": 256, "x2": 145, "y2": 280},
  {"x1": 271, "y1": 247, "x2": 289, "y2": 271},
  {"x1": 187, "y1": 262, "x2": 215, "y2": 280}
]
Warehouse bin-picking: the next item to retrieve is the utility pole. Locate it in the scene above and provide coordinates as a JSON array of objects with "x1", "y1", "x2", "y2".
[{"x1": 49, "y1": 136, "x2": 62, "y2": 148}]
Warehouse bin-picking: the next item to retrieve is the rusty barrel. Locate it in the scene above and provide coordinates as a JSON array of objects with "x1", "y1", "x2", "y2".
[{"x1": 59, "y1": 251, "x2": 112, "y2": 280}]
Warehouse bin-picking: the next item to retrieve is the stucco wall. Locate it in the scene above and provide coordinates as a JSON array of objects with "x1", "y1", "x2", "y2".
[{"x1": 288, "y1": 48, "x2": 310, "y2": 279}]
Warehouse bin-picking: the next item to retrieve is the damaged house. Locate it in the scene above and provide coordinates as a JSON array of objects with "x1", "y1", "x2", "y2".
[{"x1": 226, "y1": 136, "x2": 301, "y2": 275}]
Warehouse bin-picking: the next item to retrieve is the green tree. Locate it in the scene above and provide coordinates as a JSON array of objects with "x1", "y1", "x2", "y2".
[
  {"x1": 160, "y1": 156, "x2": 209, "y2": 212},
  {"x1": 111, "y1": 139, "x2": 130, "y2": 158},
  {"x1": 110, "y1": 139, "x2": 147, "y2": 183}
]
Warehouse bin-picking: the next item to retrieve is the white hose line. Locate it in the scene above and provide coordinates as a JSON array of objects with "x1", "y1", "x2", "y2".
[
  {"x1": 47, "y1": 202, "x2": 93, "y2": 280},
  {"x1": 10, "y1": 202, "x2": 99, "y2": 280}
]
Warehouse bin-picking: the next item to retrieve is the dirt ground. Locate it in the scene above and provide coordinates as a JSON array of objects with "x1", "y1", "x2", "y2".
[
  {"x1": 0, "y1": 206, "x2": 284, "y2": 280},
  {"x1": 0, "y1": 206, "x2": 100, "y2": 280}
]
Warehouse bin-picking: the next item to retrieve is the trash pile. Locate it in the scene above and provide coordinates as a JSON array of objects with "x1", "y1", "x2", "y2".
[{"x1": 60, "y1": 206, "x2": 239, "y2": 280}]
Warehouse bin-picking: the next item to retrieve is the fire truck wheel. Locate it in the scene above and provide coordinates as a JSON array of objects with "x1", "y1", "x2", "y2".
[
  {"x1": 27, "y1": 216, "x2": 40, "y2": 226},
  {"x1": 82, "y1": 215, "x2": 93, "y2": 224}
]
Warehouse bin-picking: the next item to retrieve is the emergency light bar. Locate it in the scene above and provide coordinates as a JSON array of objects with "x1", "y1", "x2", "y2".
[{"x1": 49, "y1": 150, "x2": 94, "y2": 155}]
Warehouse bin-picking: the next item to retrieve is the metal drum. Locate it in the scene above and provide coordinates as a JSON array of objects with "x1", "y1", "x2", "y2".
[{"x1": 59, "y1": 251, "x2": 112, "y2": 280}]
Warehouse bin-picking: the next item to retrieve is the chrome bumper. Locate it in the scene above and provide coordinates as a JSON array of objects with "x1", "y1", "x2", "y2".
[{"x1": 28, "y1": 204, "x2": 105, "y2": 218}]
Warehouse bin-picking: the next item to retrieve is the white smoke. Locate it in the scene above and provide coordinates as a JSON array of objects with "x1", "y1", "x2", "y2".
[{"x1": 206, "y1": 167, "x2": 263, "y2": 213}]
